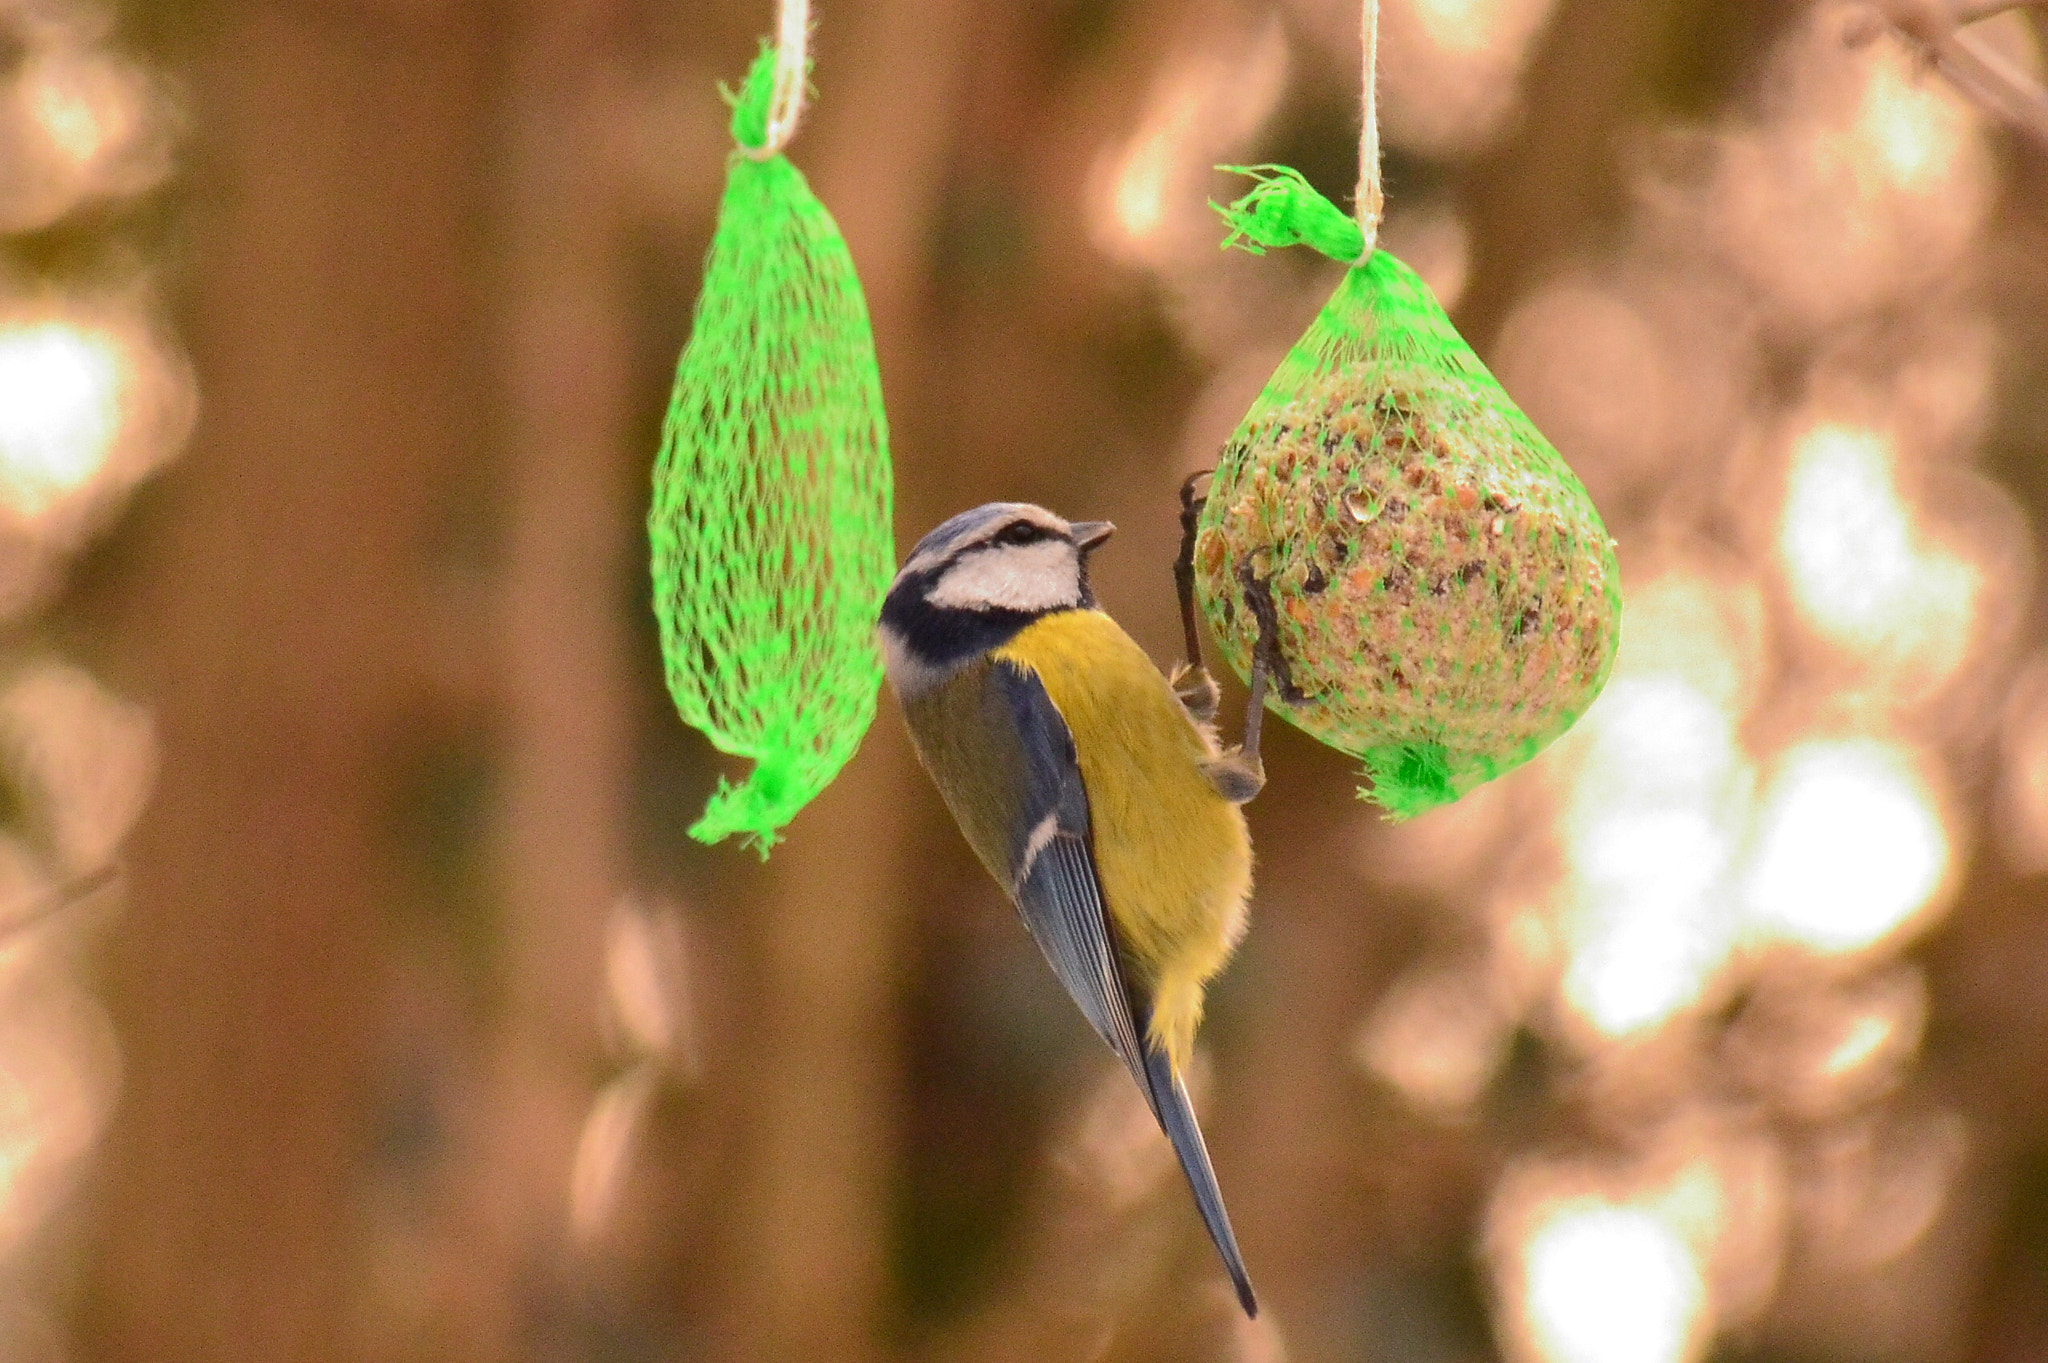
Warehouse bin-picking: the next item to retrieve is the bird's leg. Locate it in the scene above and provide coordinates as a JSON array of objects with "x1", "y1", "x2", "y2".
[
  {"x1": 1169, "y1": 471, "x2": 1221, "y2": 725},
  {"x1": 1200, "y1": 566, "x2": 1305, "y2": 805},
  {"x1": 1201, "y1": 660, "x2": 1266, "y2": 805},
  {"x1": 1176, "y1": 469, "x2": 1261, "y2": 804},
  {"x1": 1200, "y1": 561, "x2": 1290, "y2": 804}
]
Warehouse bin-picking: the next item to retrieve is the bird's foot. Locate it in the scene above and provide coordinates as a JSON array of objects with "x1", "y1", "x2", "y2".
[
  {"x1": 1201, "y1": 747, "x2": 1265, "y2": 804},
  {"x1": 1169, "y1": 662, "x2": 1221, "y2": 724}
]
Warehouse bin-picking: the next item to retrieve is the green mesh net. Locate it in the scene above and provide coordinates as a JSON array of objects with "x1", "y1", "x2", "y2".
[
  {"x1": 648, "y1": 47, "x2": 895, "y2": 854},
  {"x1": 1196, "y1": 166, "x2": 1621, "y2": 818}
]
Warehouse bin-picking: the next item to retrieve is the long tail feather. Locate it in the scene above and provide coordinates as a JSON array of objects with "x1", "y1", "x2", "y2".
[{"x1": 1139, "y1": 1042, "x2": 1258, "y2": 1317}]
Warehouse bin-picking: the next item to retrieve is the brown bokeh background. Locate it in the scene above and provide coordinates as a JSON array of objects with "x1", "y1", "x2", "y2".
[{"x1": 0, "y1": 0, "x2": 2044, "y2": 1359}]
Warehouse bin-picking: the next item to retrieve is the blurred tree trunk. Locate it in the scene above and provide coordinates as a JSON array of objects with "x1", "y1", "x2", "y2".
[
  {"x1": 79, "y1": 3, "x2": 495, "y2": 1361},
  {"x1": 441, "y1": 0, "x2": 638, "y2": 1355}
]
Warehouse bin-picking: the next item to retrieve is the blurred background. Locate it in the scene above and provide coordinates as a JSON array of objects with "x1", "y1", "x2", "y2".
[{"x1": 0, "y1": 0, "x2": 2045, "y2": 1359}]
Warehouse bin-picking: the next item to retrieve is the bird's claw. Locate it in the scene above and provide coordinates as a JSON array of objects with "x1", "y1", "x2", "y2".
[
  {"x1": 1170, "y1": 662, "x2": 1221, "y2": 724},
  {"x1": 1201, "y1": 747, "x2": 1265, "y2": 804}
]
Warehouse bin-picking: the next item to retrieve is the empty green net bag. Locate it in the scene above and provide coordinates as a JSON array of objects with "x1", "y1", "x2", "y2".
[
  {"x1": 1196, "y1": 166, "x2": 1621, "y2": 818},
  {"x1": 648, "y1": 46, "x2": 894, "y2": 853}
]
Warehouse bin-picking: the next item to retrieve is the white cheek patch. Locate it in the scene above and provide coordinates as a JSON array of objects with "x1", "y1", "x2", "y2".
[{"x1": 927, "y1": 541, "x2": 1080, "y2": 613}]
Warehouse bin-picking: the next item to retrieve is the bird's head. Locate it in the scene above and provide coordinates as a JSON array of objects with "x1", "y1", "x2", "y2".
[{"x1": 878, "y1": 503, "x2": 1114, "y2": 692}]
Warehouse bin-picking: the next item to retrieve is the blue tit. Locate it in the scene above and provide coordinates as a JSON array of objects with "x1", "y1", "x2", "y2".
[{"x1": 878, "y1": 501, "x2": 1260, "y2": 1316}]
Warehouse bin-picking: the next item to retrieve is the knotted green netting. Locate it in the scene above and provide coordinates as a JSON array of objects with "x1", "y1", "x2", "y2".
[
  {"x1": 649, "y1": 46, "x2": 894, "y2": 854},
  {"x1": 1195, "y1": 166, "x2": 1621, "y2": 818}
]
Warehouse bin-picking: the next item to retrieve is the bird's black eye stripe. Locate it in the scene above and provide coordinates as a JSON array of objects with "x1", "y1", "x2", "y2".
[{"x1": 994, "y1": 521, "x2": 1050, "y2": 547}]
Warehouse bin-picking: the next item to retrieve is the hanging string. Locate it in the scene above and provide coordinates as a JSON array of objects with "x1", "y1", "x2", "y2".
[
  {"x1": 748, "y1": 0, "x2": 812, "y2": 159},
  {"x1": 1356, "y1": 0, "x2": 1383, "y2": 254}
]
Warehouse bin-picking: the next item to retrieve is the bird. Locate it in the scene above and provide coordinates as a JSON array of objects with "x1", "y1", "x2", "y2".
[{"x1": 877, "y1": 500, "x2": 1262, "y2": 1316}]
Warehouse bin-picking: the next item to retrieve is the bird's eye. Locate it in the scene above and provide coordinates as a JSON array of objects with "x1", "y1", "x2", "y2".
[{"x1": 995, "y1": 522, "x2": 1048, "y2": 547}]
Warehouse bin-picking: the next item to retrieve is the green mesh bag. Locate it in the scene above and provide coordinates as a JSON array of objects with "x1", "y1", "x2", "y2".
[
  {"x1": 648, "y1": 47, "x2": 894, "y2": 854},
  {"x1": 1195, "y1": 166, "x2": 1621, "y2": 818}
]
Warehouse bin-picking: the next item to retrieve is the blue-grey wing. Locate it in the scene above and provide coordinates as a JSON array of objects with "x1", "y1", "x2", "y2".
[
  {"x1": 988, "y1": 660, "x2": 1148, "y2": 1073},
  {"x1": 990, "y1": 662, "x2": 1260, "y2": 1317}
]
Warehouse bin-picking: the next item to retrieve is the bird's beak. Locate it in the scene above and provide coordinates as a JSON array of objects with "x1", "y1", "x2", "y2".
[{"x1": 1069, "y1": 520, "x2": 1114, "y2": 551}]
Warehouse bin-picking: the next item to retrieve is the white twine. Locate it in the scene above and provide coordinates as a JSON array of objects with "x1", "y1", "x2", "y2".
[
  {"x1": 1357, "y1": 0, "x2": 1383, "y2": 255},
  {"x1": 756, "y1": 0, "x2": 812, "y2": 158}
]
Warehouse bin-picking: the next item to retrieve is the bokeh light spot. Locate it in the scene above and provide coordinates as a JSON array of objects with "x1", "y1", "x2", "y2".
[
  {"x1": 0, "y1": 322, "x2": 124, "y2": 517},
  {"x1": 1853, "y1": 49, "x2": 1969, "y2": 196},
  {"x1": 1545, "y1": 574, "x2": 1759, "y2": 1042},
  {"x1": 1521, "y1": 1202, "x2": 1706, "y2": 1363},
  {"x1": 0, "y1": 659, "x2": 156, "y2": 875},
  {"x1": 1091, "y1": 19, "x2": 1289, "y2": 267},
  {"x1": 1778, "y1": 423, "x2": 1978, "y2": 674},
  {"x1": 28, "y1": 58, "x2": 123, "y2": 169},
  {"x1": 1356, "y1": 965, "x2": 1509, "y2": 1115},
  {"x1": 1742, "y1": 741, "x2": 1948, "y2": 955},
  {"x1": 1411, "y1": 0, "x2": 1501, "y2": 56},
  {"x1": 1562, "y1": 806, "x2": 1734, "y2": 1037}
]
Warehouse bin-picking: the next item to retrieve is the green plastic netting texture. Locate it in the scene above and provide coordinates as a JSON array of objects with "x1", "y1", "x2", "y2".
[
  {"x1": 1195, "y1": 166, "x2": 1621, "y2": 818},
  {"x1": 648, "y1": 48, "x2": 895, "y2": 854}
]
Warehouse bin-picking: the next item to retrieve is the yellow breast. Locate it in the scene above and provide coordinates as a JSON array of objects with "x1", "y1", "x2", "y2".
[{"x1": 994, "y1": 610, "x2": 1252, "y2": 1067}]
